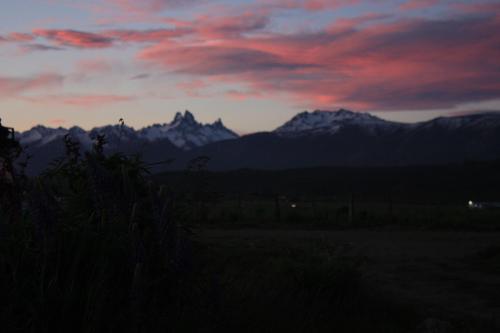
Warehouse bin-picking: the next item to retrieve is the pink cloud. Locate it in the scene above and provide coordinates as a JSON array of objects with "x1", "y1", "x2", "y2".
[
  {"x1": 259, "y1": 0, "x2": 360, "y2": 11},
  {"x1": 56, "y1": 94, "x2": 134, "y2": 106},
  {"x1": 452, "y1": 2, "x2": 500, "y2": 14},
  {"x1": 195, "y1": 12, "x2": 270, "y2": 38},
  {"x1": 30, "y1": 28, "x2": 189, "y2": 50},
  {"x1": 76, "y1": 59, "x2": 114, "y2": 73},
  {"x1": 137, "y1": 14, "x2": 500, "y2": 110},
  {"x1": 176, "y1": 80, "x2": 208, "y2": 97},
  {"x1": 0, "y1": 32, "x2": 35, "y2": 44},
  {"x1": 0, "y1": 73, "x2": 63, "y2": 97},
  {"x1": 33, "y1": 29, "x2": 114, "y2": 48},
  {"x1": 7, "y1": 32, "x2": 35, "y2": 42},
  {"x1": 399, "y1": 0, "x2": 440, "y2": 11},
  {"x1": 6, "y1": 1, "x2": 499, "y2": 113},
  {"x1": 327, "y1": 13, "x2": 391, "y2": 32},
  {"x1": 302, "y1": 0, "x2": 360, "y2": 11},
  {"x1": 225, "y1": 89, "x2": 263, "y2": 101},
  {"x1": 139, "y1": 43, "x2": 309, "y2": 75},
  {"x1": 105, "y1": 28, "x2": 191, "y2": 42},
  {"x1": 161, "y1": 11, "x2": 271, "y2": 39}
]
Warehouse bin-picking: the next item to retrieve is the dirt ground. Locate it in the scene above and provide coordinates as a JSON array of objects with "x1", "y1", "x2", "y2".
[{"x1": 196, "y1": 229, "x2": 500, "y2": 327}]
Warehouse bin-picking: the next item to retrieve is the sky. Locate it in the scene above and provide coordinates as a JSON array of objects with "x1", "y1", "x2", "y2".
[{"x1": 0, "y1": 0, "x2": 499, "y2": 133}]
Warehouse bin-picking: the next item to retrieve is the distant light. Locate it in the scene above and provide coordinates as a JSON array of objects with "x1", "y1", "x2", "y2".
[
  {"x1": 291, "y1": 204, "x2": 297, "y2": 208},
  {"x1": 468, "y1": 200, "x2": 482, "y2": 209}
]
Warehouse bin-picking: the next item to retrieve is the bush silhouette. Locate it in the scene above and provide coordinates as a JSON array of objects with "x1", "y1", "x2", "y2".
[{"x1": 0, "y1": 125, "x2": 189, "y2": 332}]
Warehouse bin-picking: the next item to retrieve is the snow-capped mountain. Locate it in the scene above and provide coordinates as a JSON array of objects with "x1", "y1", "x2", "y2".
[
  {"x1": 138, "y1": 111, "x2": 238, "y2": 150},
  {"x1": 18, "y1": 126, "x2": 69, "y2": 147},
  {"x1": 14, "y1": 109, "x2": 500, "y2": 174},
  {"x1": 172, "y1": 109, "x2": 500, "y2": 170},
  {"x1": 275, "y1": 109, "x2": 500, "y2": 136},
  {"x1": 275, "y1": 109, "x2": 406, "y2": 136},
  {"x1": 17, "y1": 111, "x2": 239, "y2": 151}
]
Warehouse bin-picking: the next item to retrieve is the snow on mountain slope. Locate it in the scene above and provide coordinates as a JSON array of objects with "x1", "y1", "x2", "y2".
[
  {"x1": 17, "y1": 110, "x2": 500, "y2": 153},
  {"x1": 18, "y1": 125, "x2": 96, "y2": 148},
  {"x1": 418, "y1": 112, "x2": 500, "y2": 131},
  {"x1": 89, "y1": 124, "x2": 138, "y2": 147},
  {"x1": 275, "y1": 109, "x2": 405, "y2": 136},
  {"x1": 275, "y1": 109, "x2": 500, "y2": 139},
  {"x1": 17, "y1": 111, "x2": 239, "y2": 151},
  {"x1": 138, "y1": 111, "x2": 238, "y2": 149},
  {"x1": 15, "y1": 109, "x2": 500, "y2": 174},
  {"x1": 67, "y1": 126, "x2": 94, "y2": 148},
  {"x1": 18, "y1": 126, "x2": 69, "y2": 146}
]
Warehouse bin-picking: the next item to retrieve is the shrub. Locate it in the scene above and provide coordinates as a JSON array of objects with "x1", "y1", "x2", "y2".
[{"x1": 0, "y1": 128, "x2": 189, "y2": 332}]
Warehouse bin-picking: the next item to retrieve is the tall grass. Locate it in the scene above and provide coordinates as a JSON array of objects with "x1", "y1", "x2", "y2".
[{"x1": 1, "y1": 131, "x2": 189, "y2": 332}]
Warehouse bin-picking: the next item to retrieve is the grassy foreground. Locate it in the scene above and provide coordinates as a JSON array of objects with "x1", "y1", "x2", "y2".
[{"x1": 2, "y1": 129, "x2": 500, "y2": 332}]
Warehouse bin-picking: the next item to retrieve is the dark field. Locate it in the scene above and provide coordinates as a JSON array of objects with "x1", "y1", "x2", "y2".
[
  {"x1": 156, "y1": 162, "x2": 500, "y2": 203},
  {"x1": 193, "y1": 228, "x2": 500, "y2": 331},
  {"x1": 173, "y1": 198, "x2": 500, "y2": 230},
  {"x1": 157, "y1": 164, "x2": 500, "y2": 332},
  {"x1": 157, "y1": 163, "x2": 500, "y2": 230},
  {"x1": 154, "y1": 164, "x2": 500, "y2": 331},
  {"x1": 2, "y1": 145, "x2": 500, "y2": 332}
]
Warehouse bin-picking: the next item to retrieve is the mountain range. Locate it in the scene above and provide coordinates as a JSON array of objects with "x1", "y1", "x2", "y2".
[
  {"x1": 18, "y1": 111, "x2": 237, "y2": 151},
  {"x1": 14, "y1": 109, "x2": 500, "y2": 175}
]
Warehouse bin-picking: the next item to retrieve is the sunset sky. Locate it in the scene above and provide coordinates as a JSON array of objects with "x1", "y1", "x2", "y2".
[{"x1": 1, "y1": 0, "x2": 499, "y2": 133}]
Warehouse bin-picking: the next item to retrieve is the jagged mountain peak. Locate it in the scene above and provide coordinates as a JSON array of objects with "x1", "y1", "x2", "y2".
[
  {"x1": 183, "y1": 110, "x2": 195, "y2": 122},
  {"x1": 171, "y1": 110, "x2": 197, "y2": 127},
  {"x1": 138, "y1": 111, "x2": 238, "y2": 149},
  {"x1": 173, "y1": 111, "x2": 183, "y2": 123},
  {"x1": 211, "y1": 118, "x2": 225, "y2": 128}
]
